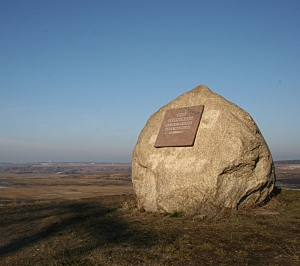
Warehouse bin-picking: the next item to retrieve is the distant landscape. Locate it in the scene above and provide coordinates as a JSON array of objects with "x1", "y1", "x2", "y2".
[
  {"x1": 0, "y1": 162, "x2": 133, "y2": 205},
  {"x1": 0, "y1": 160, "x2": 299, "y2": 206},
  {"x1": 0, "y1": 160, "x2": 299, "y2": 204},
  {"x1": 274, "y1": 160, "x2": 300, "y2": 190},
  {"x1": 0, "y1": 162, "x2": 132, "y2": 174}
]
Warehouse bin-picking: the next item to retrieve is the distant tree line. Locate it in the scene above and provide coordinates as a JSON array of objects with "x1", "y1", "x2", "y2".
[{"x1": 274, "y1": 160, "x2": 300, "y2": 164}]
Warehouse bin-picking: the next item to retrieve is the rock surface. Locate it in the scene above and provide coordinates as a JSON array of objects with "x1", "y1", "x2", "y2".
[{"x1": 132, "y1": 85, "x2": 275, "y2": 216}]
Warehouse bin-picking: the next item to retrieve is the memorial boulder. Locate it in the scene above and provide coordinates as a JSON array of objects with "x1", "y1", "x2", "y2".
[{"x1": 132, "y1": 85, "x2": 275, "y2": 216}]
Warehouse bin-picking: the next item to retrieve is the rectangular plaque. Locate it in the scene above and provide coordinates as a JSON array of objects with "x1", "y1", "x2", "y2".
[{"x1": 154, "y1": 105, "x2": 204, "y2": 147}]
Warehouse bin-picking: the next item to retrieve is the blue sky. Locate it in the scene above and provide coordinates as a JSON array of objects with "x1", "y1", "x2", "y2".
[{"x1": 0, "y1": 0, "x2": 299, "y2": 162}]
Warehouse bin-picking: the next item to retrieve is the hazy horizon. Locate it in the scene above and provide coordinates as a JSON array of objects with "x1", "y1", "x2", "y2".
[
  {"x1": 1, "y1": 159, "x2": 300, "y2": 165},
  {"x1": 1, "y1": 1, "x2": 300, "y2": 163}
]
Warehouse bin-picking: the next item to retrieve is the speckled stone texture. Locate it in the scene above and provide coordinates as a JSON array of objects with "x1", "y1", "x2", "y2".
[{"x1": 132, "y1": 85, "x2": 275, "y2": 216}]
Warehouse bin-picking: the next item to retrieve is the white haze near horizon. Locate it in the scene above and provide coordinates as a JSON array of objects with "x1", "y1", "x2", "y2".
[{"x1": 0, "y1": 1, "x2": 300, "y2": 163}]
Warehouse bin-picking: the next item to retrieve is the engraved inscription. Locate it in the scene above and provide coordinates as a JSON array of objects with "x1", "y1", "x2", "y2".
[
  {"x1": 168, "y1": 131, "x2": 184, "y2": 134},
  {"x1": 167, "y1": 116, "x2": 194, "y2": 122},
  {"x1": 165, "y1": 126, "x2": 190, "y2": 131},
  {"x1": 165, "y1": 117, "x2": 194, "y2": 134},
  {"x1": 177, "y1": 112, "x2": 186, "y2": 117},
  {"x1": 154, "y1": 105, "x2": 204, "y2": 147}
]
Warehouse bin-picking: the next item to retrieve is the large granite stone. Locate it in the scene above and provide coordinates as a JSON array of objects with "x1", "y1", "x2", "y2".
[{"x1": 132, "y1": 85, "x2": 275, "y2": 216}]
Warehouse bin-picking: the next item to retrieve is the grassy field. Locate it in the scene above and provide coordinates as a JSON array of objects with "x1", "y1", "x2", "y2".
[
  {"x1": 0, "y1": 173, "x2": 133, "y2": 204},
  {"x1": 0, "y1": 188, "x2": 300, "y2": 266},
  {"x1": 1, "y1": 163, "x2": 300, "y2": 265}
]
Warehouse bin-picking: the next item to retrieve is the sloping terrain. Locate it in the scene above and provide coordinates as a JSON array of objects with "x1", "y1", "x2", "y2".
[{"x1": 0, "y1": 162, "x2": 299, "y2": 265}]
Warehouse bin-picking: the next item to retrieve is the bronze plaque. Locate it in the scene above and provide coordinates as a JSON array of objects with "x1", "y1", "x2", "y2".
[{"x1": 154, "y1": 105, "x2": 204, "y2": 147}]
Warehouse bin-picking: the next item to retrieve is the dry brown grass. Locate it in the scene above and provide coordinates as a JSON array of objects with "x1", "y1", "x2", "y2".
[
  {"x1": 0, "y1": 163, "x2": 300, "y2": 265},
  {"x1": 0, "y1": 189, "x2": 300, "y2": 266},
  {"x1": 0, "y1": 173, "x2": 133, "y2": 204}
]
